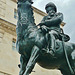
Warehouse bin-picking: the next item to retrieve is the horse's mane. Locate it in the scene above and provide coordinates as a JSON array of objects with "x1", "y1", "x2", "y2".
[{"x1": 16, "y1": 1, "x2": 37, "y2": 40}]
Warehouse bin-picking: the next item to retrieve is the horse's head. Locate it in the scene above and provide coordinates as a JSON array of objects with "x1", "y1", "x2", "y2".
[{"x1": 17, "y1": 0, "x2": 34, "y2": 25}]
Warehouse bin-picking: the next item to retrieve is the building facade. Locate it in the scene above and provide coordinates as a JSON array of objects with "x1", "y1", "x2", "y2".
[{"x1": 0, "y1": 0, "x2": 63, "y2": 75}]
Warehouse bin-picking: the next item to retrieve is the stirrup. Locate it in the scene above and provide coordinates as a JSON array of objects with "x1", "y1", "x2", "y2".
[{"x1": 49, "y1": 50, "x2": 55, "y2": 56}]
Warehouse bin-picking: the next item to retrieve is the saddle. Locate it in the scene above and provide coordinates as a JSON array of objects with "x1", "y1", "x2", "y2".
[{"x1": 40, "y1": 25, "x2": 70, "y2": 42}]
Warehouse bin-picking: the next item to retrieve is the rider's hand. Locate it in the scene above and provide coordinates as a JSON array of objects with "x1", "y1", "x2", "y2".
[
  {"x1": 41, "y1": 25, "x2": 48, "y2": 33},
  {"x1": 38, "y1": 22, "x2": 45, "y2": 26}
]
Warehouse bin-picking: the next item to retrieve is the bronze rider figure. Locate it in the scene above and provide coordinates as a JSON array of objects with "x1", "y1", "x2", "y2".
[{"x1": 38, "y1": 2, "x2": 70, "y2": 56}]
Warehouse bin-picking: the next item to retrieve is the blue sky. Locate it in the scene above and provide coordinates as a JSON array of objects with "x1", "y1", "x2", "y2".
[{"x1": 33, "y1": 0, "x2": 75, "y2": 43}]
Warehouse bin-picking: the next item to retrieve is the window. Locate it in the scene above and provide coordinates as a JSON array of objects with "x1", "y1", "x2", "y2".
[
  {"x1": 0, "y1": 30, "x2": 4, "y2": 43},
  {"x1": 14, "y1": 9, "x2": 18, "y2": 19},
  {"x1": 12, "y1": 38, "x2": 16, "y2": 51}
]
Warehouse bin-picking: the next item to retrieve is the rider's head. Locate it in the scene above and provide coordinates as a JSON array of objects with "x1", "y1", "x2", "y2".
[{"x1": 45, "y1": 2, "x2": 57, "y2": 14}]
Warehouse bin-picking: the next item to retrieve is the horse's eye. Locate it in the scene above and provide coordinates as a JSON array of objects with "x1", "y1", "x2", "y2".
[{"x1": 18, "y1": 3, "x2": 21, "y2": 8}]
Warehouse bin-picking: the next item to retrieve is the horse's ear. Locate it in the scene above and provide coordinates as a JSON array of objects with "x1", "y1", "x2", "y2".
[
  {"x1": 18, "y1": 64, "x2": 20, "y2": 68},
  {"x1": 30, "y1": 0, "x2": 33, "y2": 4}
]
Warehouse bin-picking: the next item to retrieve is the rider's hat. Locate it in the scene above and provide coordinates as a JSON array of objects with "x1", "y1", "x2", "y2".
[{"x1": 45, "y1": 2, "x2": 57, "y2": 12}]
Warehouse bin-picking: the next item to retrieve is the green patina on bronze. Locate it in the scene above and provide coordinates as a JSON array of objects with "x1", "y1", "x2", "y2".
[{"x1": 16, "y1": 0, "x2": 75, "y2": 75}]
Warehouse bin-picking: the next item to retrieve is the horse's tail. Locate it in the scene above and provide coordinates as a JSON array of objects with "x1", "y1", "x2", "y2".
[{"x1": 16, "y1": 0, "x2": 36, "y2": 40}]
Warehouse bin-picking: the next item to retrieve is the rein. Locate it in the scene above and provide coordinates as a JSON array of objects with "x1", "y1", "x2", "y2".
[{"x1": 61, "y1": 28, "x2": 74, "y2": 74}]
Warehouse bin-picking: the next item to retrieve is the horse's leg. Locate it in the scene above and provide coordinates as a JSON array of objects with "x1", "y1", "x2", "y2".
[
  {"x1": 23, "y1": 45, "x2": 39, "y2": 75},
  {"x1": 59, "y1": 67, "x2": 75, "y2": 75},
  {"x1": 59, "y1": 58, "x2": 75, "y2": 75},
  {"x1": 19, "y1": 55, "x2": 29, "y2": 75},
  {"x1": 59, "y1": 67, "x2": 70, "y2": 75}
]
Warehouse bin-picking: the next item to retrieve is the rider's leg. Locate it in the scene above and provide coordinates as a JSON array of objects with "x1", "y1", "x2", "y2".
[
  {"x1": 23, "y1": 45, "x2": 39, "y2": 75},
  {"x1": 48, "y1": 30, "x2": 56, "y2": 53}
]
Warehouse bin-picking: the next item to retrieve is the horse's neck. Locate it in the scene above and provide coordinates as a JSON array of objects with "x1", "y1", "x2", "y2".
[{"x1": 17, "y1": 1, "x2": 35, "y2": 30}]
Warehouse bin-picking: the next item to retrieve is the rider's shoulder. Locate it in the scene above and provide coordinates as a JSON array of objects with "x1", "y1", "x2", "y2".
[
  {"x1": 42, "y1": 16, "x2": 48, "y2": 20},
  {"x1": 56, "y1": 12, "x2": 63, "y2": 16},
  {"x1": 43, "y1": 16, "x2": 48, "y2": 18}
]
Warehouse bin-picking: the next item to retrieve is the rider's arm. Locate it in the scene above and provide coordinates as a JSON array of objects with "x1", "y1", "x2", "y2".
[
  {"x1": 44, "y1": 13, "x2": 63, "y2": 26},
  {"x1": 41, "y1": 16, "x2": 46, "y2": 23},
  {"x1": 38, "y1": 16, "x2": 46, "y2": 26}
]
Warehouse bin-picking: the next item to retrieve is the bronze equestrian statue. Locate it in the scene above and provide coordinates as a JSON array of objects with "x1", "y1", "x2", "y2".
[{"x1": 16, "y1": 0, "x2": 75, "y2": 75}]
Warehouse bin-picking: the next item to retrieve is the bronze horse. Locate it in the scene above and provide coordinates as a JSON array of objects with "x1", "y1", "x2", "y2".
[{"x1": 16, "y1": 0, "x2": 75, "y2": 75}]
